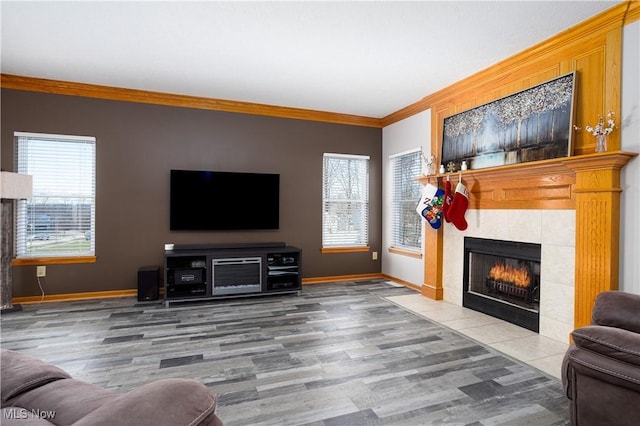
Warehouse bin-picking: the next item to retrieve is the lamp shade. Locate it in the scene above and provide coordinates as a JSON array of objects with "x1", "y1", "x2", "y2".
[{"x1": 0, "y1": 171, "x2": 33, "y2": 200}]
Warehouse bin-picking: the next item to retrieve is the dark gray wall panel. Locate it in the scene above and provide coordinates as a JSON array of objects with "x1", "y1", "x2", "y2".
[{"x1": 1, "y1": 89, "x2": 382, "y2": 297}]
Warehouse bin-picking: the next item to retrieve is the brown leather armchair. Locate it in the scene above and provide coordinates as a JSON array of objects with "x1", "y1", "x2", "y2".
[
  {"x1": 562, "y1": 291, "x2": 640, "y2": 425},
  {"x1": 1, "y1": 349, "x2": 223, "y2": 425}
]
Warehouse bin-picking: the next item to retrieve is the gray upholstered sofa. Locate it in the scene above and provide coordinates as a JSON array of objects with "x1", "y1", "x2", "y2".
[
  {"x1": 562, "y1": 291, "x2": 640, "y2": 425},
  {"x1": 1, "y1": 349, "x2": 223, "y2": 425}
]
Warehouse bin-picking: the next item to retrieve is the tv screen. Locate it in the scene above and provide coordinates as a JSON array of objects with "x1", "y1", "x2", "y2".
[{"x1": 170, "y1": 169, "x2": 280, "y2": 230}]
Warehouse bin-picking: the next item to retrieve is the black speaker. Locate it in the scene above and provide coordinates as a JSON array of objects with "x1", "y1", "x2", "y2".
[{"x1": 138, "y1": 266, "x2": 159, "y2": 301}]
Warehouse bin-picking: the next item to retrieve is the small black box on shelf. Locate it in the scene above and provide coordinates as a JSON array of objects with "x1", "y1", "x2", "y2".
[
  {"x1": 174, "y1": 268, "x2": 203, "y2": 284},
  {"x1": 138, "y1": 266, "x2": 160, "y2": 301}
]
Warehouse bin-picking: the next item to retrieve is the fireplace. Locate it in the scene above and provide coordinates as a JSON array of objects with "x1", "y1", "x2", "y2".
[{"x1": 463, "y1": 237, "x2": 541, "y2": 332}]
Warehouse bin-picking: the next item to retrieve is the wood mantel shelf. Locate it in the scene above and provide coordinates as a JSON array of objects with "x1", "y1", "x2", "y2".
[
  {"x1": 418, "y1": 151, "x2": 637, "y2": 210},
  {"x1": 418, "y1": 151, "x2": 638, "y2": 330}
]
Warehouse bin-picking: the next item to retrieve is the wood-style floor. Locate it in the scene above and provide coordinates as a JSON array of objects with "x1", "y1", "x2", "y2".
[{"x1": 0, "y1": 280, "x2": 569, "y2": 425}]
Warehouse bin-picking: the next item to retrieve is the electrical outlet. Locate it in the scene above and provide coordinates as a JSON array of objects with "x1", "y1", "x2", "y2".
[
  {"x1": 36, "y1": 265, "x2": 46, "y2": 277},
  {"x1": 372, "y1": 251, "x2": 378, "y2": 260}
]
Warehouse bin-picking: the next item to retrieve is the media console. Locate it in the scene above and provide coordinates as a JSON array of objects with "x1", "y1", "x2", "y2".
[{"x1": 163, "y1": 242, "x2": 301, "y2": 306}]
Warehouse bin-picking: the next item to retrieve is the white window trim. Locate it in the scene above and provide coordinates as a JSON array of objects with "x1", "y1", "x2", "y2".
[
  {"x1": 15, "y1": 131, "x2": 96, "y2": 261},
  {"x1": 389, "y1": 147, "x2": 422, "y2": 159},
  {"x1": 390, "y1": 147, "x2": 423, "y2": 253},
  {"x1": 15, "y1": 131, "x2": 95, "y2": 141},
  {"x1": 322, "y1": 153, "x2": 370, "y2": 250}
]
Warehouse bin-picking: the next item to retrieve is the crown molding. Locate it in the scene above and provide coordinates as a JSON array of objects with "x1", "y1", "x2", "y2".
[{"x1": 1, "y1": 74, "x2": 383, "y2": 128}]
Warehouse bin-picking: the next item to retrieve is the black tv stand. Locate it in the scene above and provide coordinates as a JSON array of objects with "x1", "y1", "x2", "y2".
[{"x1": 163, "y1": 242, "x2": 301, "y2": 306}]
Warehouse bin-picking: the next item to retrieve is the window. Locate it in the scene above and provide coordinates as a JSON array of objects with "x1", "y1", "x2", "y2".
[
  {"x1": 15, "y1": 132, "x2": 96, "y2": 260},
  {"x1": 322, "y1": 153, "x2": 369, "y2": 249},
  {"x1": 390, "y1": 148, "x2": 422, "y2": 251}
]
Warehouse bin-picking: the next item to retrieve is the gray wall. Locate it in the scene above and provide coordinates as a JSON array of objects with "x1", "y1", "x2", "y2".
[{"x1": 1, "y1": 89, "x2": 382, "y2": 297}]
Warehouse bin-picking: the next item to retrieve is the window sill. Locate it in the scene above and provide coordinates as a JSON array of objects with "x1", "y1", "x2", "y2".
[
  {"x1": 12, "y1": 256, "x2": 97, "y2": 266},
  {"x1": 388, "y1": 247, "x2": 422, "y2": 259},
  {"x1": 321, "y1": 246, "x2": 370, "y2": 254}
]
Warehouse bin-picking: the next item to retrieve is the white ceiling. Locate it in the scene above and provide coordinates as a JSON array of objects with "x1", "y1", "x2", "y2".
[{"x1": 1, "y1": 1, "x2": 619, "y2": 118}]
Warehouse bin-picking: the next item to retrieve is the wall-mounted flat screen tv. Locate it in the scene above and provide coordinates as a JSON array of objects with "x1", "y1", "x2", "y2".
[{"x1": 170, "y1": 169, "x2": 280, "y2": 230}]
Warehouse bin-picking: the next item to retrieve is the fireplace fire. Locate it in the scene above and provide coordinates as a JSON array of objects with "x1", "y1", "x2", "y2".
[
  {"x1": 463, "y1": 237, "x2": 541, "y2": 332},
  {"x1": 487, "y1": 263, "x2": 534, "y2": 303}
]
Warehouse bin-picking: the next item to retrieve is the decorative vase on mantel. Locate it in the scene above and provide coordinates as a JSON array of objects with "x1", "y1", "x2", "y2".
[
  {"x1": 595, "y1": 134, "x2": 608, "y2": 153},
  {"x1": 574, "y1": 111, "x2": 615, "y2": 154}
]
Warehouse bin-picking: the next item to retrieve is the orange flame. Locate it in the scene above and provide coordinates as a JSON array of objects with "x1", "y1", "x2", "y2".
[{"x1": 489, "y1": 263, "x2": 531, "y2": 287}]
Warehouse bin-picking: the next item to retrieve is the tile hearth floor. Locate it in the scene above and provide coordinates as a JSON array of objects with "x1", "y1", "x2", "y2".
[{"x1": 388, "y1": 292, "x2": 568, "y2": 380}]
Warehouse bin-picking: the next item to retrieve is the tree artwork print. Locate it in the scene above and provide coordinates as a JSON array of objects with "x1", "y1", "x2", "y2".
[{"x1": 441, "y1": 72, "x2": 575, "y2": 171}]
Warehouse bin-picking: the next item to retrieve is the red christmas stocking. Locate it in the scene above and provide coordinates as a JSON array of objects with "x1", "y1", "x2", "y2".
[
  {"x1": 443, "y1": 179, "x2": 453, "y2": 222},
  {"x1": 448, "y1": 181, "x2": 468, "y2": 230}
]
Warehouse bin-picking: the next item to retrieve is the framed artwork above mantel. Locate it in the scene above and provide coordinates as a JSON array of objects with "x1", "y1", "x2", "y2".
[{"x1": 441, "y1": 72, "x2": 576, "y2": 172}]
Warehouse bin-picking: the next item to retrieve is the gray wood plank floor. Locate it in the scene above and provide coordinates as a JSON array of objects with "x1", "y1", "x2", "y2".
[{"x1": 1, "y1": 280, "x2": 569, "y2": 425}]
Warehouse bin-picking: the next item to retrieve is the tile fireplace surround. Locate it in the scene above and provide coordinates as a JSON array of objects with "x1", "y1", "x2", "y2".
[
  {"x1": 419, "y1": 151, "x2": 637, "y2": 343},
  {"x1": 444, "y1": 209, "x2": 574, "y2": 343}
]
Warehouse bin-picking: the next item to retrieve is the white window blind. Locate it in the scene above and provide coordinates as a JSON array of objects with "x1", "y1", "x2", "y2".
[
  {"x1": 391, "y1": 148, "x2": 423, "y2": 251},
  {"x1": 322, "y1": 153, "x2": 369, "y2": 248},
  {"x1": 15, "y1": 132, "x2": 96, "y2": 258}
]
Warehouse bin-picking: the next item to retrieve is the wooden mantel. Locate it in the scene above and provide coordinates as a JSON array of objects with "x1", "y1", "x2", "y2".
[{"x1": 418, "y1": 151, "x2": 638, "y2": 329}]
